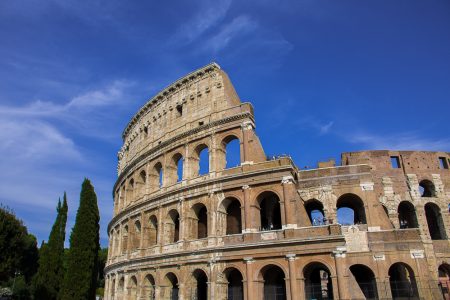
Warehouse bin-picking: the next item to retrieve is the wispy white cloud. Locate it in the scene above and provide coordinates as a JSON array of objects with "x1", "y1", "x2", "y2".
[
  {"x1": 203, "y1": 15, "x2": 258, "y2": 53},
  {"x1": 173, "y1": 0, "x2": 232, "y2": 44},
  {"x1": 347, "y1": 131, "x2": 450, "y2": 151},
  {"x1": 0, "y1": 80, "x2": 132, "y2": 117},
  {"x1": 295, "y1": 116, "x2": 335, "y2": 135},
  {"x1": 0, "y1": 118, "x2": 80, "y2": 161}
]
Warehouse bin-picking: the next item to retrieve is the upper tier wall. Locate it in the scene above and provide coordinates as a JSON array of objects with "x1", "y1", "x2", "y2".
[{"x1": 117, "y1": 63, "x2": 245, "y2": 175}]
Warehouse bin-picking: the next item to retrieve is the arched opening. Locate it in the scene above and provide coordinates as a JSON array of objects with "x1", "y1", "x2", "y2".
[
  {"x1": 126, "y1": 178, "x2": 134, "y2": 205},
  {"x1": 166, "y1": 210, "x2": 180, "y2": 243},
  {"x1": 133, "y1": 220, "x2": 141, "y2": 250},
  {"x1": 138, "y1": 170, "x2": 146, "y2": 198},
  {"x1": 305, "y1": 199, "x2": 326, "y2": 226},
  {"x1": 122, "y1": 225, "x2": 129, "y2": 254},
  {"x1": 193, "y1": 269, "x2": 208, "y2": 300},
  {"x1": 151, "y1": 162, "x2": 164, "y2": 189},
  {"x1": 304, "y1": 262, "x2": 333, "y2": 300},
  {"x1": 175, "y1": 153, "x2": 183, "y2": 182},
  {"x1": 336, "y1": 194, "x2": 367, "y2": 225},
  {"x1": 425, "y1": 203, "x2": 447, "y2": 240},
  {"x1": 224, "y1": 268, "x2": 244, "y2": 300},
  {"x1": 389, "y1": 262, "x2": 419, "y2": 299},
  {"x1": 111, "y1": 278, "x2": 116, "y2": 298},
  {"x1": 398, "y1": 201, "x2": 419, "y2": 229},
  {"x1": 148, "y1": 215, "x2": 158, "y2": 246},
  {"x1": 226, "y1": 199, "x2": 242, "y2": 235},
  {"x1": 419, "y1": 180, "x2": 436, "y2": 197},
  {"x1": 143, "y1": 274, "x2": 156, "y2": 300},
  {"x1": 257, "y1": 192, "x2": 282, "y2": 231},
  {"x1": 222, "y1": 135, "x2": 241, "y2": 169},
  {"x1": 120, "y1": 185, "x2": 125, "y2": 210},
  {"x1": 128, "y1": 276, "x2": 138, "y2": 300},
  {"x1": 192, "y1": 204, "x2": 208, "y2": 239},
  {"x1": 195, "y1": 144, "x2": 209, "y2": 176},
  {"x1": 118, "y1": 277, "x2": 125, "y2": 297},
  {"x1": 163, "y1": 273, "x2": 179, "y2": 300},
  {"x1": 349, "y1": 264, "x2": 378, "y2": 300},
  {"x1": 439, "y1": 264, "x2": 450, "y2": 299},
  {"x1": 260, "y1": 265, "x2": 286, "y2": 300},
  {"x1": 114, "y1": 228, "x2": 120, "y2": 256}
]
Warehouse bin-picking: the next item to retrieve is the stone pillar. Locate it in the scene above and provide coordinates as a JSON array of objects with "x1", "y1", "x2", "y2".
[
  {"x1": 333, "y1": 247, "x2": 350, "y2": 300},
  {"x1": 242, "y1": 185, "x2": 252, "y2": 232},
  {"x1": 241, "y1": 121, "x2": 253, "y2": 163},
  {"x1": 140, "y1": 212, "x2": 145, "y2": 250},
  {"x1": 298, "y1": 277, "x2": 305, "y2": 300},
  {"x1": 281, "y1": 176, "x2": 296, "y2": 229},
  {"x1": 157, "y1": 207, "x2": 164, "y2": 246},
  {"x1": 244, "y1": 257, "x2": 255, "y2": 300},
  {"x1": 286, "y1": 254, "x2": 299, "y2": 300}
]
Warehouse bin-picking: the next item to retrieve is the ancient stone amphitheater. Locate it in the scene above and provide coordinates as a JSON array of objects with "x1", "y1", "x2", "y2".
[{"x1": 104, "y1": 63, "x2": 450, "y2": 300}]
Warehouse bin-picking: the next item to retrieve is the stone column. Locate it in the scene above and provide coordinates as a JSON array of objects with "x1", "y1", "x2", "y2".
[
  {"x1": 140, "y1": 213, "x2": 145, "y2": 250},
  {"x1": 281, "y1": 176, "x2": 296, "y2": 229},
  {"x1": 241, "y1": 121, "x2": 253, "y2": 163},
  {"x1": 244, "y1": 257, "x2": 255, "y2": 300},
  {"x1": 286, "y1": 254, "x2": 299, "y2": 300},
  {"x1": 242, "y1": 185, "x2": 252, "y2": 232},
  {"x1": 298, "y1": 277, "x2": 305, "y2": 300},
  {"x1": 157, "y1": 207, "x2": 164, "y2": 246},
  {"x1": 333, "y1": 247, "x2": 350, "y2": 300}
]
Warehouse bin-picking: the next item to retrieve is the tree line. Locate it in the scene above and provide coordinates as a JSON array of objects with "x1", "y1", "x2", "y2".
[{"x1": 0, "y1": 178, "x2": 105, "y2": 300}]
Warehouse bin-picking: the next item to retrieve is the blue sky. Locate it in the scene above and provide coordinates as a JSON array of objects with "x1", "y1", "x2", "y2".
[{"x1": 0, "y1": 0, "x2": 449, "y2": 247}]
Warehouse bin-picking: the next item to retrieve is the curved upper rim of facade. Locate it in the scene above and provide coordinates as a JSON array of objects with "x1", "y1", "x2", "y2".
[{"x1": 121, "y1": 62, "x2": 220, "y2": 140}]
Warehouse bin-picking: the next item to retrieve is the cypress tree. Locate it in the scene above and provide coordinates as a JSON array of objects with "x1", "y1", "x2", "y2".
[
  {"x1": 33, "y1": 194, "x2": 68, "y2": 299},
  {"x1": 61, "y1": 179, "x2": 100, "y2": 300}
]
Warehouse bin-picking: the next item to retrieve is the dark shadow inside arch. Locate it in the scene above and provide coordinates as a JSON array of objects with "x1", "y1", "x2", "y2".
[
  {"x1": 193, "y1": 204, "x2": 208, "y2": 239},
  {"x1": 398, "y1": 201, "x2": 419, "y2": 229},
  {"x1": 389, "y1": 263, "x2": 419, "y2": 300},
  {"x1": 225, "y1": 268, "x2": 243, "y2": 300},
  {"x1": 144, "y1": 274, "x2": 156, "y2": 300},
  {"x1": 419, "y1": 179, "x2": 436, "y2": 197},
  {"x1": 165, "y1": 273, "x2": 179, "y2": 300},
  {"x1": 192, "y1": 269, "x2": 208, "y2": 300},
  {"x1": 304, "y1": 262, "x2": 333, "y2": 300},
  {"x1": 258, "y1": 192, "x2": 282, "y2": 231},
  {"x1": 225, "y1": 199, "x2": 242, "y2": 235},
  {"x1": 425, "y1": 202, "x2": 447, "y2": 240},
  {"x1": 349, "y1": 264, "x2": 378, "y2": 300},
  {"x1": 167, "y1": 210, "x2": 180, "y2": 243},
  {"x1": 261, "y1": 265, "x2": 286, "y2": 300}
]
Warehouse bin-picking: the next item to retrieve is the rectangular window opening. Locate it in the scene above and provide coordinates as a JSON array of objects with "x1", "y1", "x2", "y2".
[
  {"x1": 390, "y1": 156, "x2": 401, "y2": 169},
  {"x1": 439, "y1": 157, "x2": 449, "y2": 169},
  {"x1": 199, "y1": 121, "x2": 204, "y2": 126}
]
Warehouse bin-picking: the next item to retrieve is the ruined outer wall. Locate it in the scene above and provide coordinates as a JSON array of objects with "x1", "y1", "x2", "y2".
[{"x1": 104, "y1": 64, "x2": 450, "y2": 300}]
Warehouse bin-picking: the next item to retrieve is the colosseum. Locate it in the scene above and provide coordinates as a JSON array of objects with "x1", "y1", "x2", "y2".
[{"x1": 104, "y1": 63, "x2": 450, "y2": 300}]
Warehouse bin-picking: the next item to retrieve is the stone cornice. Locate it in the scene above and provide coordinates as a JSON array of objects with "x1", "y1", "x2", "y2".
[
  {"x1": 104, "y1": 234, "x2": 344, "y2": 273},
  {"x1": 122, "y1": 62, "x2": 221, "y2": 140},
  {"x1": 114, "y1": 111, "x2": 254, "y2": 193}
]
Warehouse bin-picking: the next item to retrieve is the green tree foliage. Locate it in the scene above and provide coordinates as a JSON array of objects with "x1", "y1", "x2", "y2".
[
  {"x1": 61, "y1": 179, "x2": 100, "y2": 300},
  {"x1": 0, "y1": 205, "x2": 38, "y2": 297},
  {"x1": 96, "y1": 248, "x2": 108, "y2": 297},
  {"x1": 33, "y1": 194, "x2": 68, "y2": 300}
]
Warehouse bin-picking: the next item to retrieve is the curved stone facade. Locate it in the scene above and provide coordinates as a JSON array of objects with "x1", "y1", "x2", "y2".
[{"x1": 105, "y1": 63, "x2": 450, "y2": 300}]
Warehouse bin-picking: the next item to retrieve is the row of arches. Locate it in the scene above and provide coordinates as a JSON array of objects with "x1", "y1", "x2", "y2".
[
  {"x1": 115, "y1": 136, "x2": 241, "y2": 212},
  {"x1": 305, "y1": 197, "x2": 448, "y2": 240},
  {"x1": 111, "y1": 190, "x2": 449, "y2": 257},
  {"x1": 108, "y1": 261, "x2": 449, "y2": 300}
]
